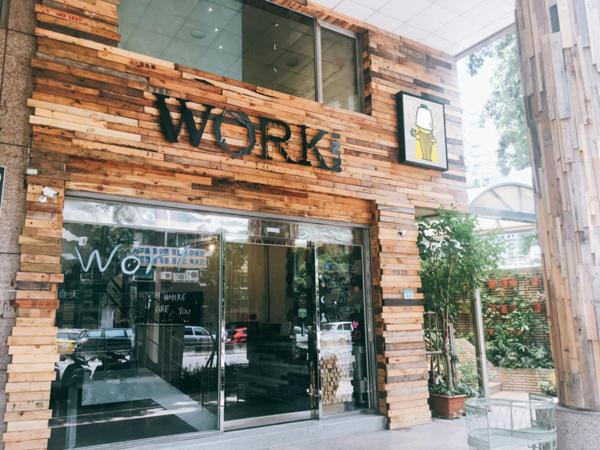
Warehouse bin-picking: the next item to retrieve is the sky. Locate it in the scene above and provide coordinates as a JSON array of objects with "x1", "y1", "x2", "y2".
[{"x1": 457, "y1": 54, "x2": 502, "y2": 188}]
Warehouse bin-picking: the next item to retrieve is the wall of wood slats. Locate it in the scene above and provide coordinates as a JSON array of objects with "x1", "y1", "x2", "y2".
[{"x1": 517, "y1": 0, "x2": 600, "y2": 411}]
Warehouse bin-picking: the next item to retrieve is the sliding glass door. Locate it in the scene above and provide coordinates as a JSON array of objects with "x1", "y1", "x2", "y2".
[{"x1": 223, "y1": 241, "x2": 318, "y2": 428}]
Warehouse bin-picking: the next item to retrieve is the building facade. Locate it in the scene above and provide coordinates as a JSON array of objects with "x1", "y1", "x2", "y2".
[{"x1": 0, "y1": 1, "x2": 466, "y2": 449}]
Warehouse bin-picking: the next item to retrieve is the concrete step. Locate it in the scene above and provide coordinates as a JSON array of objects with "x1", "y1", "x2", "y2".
[{"x1": 103, "y1": 412, "x2": 386, "y2": 450}]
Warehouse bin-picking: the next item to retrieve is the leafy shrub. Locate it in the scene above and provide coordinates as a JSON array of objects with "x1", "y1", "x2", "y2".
[{"x1": 483, "y1": 294, "x2": 553, "y2": 369}]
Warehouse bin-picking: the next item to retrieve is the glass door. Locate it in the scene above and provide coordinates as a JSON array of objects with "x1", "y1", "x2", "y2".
[
  {"x1": 316, "y1": 243, "x2": 369, "y2": 415},
  {"x1": 223, "y1": 241, "x2": 318, "y2": 429}
]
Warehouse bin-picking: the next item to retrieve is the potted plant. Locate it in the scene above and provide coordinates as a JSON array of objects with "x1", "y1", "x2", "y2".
[
  {"x1": 533, "y1": 301, "x2": 543, "y2": 313},
  {"x1": 500, "y1": 303, "x2": 508, "y2": 315},
  {"x1": 488, "y1": 279, "x2": 497, "y2": 289},
  {"x1": 530, "y1": 276, "x2": 540, "y2": 288},
  {"x1": 429, "y1": 379, "x2": 468, "y2": 419},
  {"x1": 509, "y1": 276, "x2": 518, "y2": 288},
  {"x1": 418, "y1": 209, "x2": 501, "y2": 418}
]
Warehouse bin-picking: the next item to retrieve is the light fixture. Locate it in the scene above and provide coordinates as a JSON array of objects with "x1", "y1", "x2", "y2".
[
  {"x1": 219, "y1": 45, "x2": 223, "y2": 50},
  {"x1": 190, "y1": 29, "x2": 206, "y2": 39},
  {"x1": 208, "y1": 7, "x2": 213, "y2": 12}
]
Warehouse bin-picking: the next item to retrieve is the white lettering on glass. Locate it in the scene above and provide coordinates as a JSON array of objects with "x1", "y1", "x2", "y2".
[{"x1": 75, "y1": 244, "x2": 122, "y2": 273}]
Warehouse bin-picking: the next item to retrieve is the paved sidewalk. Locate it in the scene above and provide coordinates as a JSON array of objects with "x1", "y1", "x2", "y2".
[{"x1": 273, "y1": 418, "x2": 468, "y2": 450}]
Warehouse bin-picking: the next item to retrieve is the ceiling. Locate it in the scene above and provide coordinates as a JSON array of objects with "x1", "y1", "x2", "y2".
[{"x1": 313, "y1": 0, "x2": 516, "y2": 56}]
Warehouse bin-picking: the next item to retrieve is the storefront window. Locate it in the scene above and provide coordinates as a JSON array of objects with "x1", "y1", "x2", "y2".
[
  {"x1": 317, "y1": 244, "x2": 369, "y2": 414},
  {"x1": 118, "y1": 0, "x2": 361, "y2": 111},
  {"x1": 51, "y1": 199, "x2": 374, "y2": 445},
  {"x1": 50, "y1": 220, "x2": 221, "y2": 448}
]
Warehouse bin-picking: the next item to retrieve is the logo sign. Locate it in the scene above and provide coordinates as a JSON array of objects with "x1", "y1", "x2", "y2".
[
  {"x1": 0, "y1": 166, "x2": 4, "y2": 209},
  {"x1": 298, "y1": 308, "x2": 307, "y2": 319},
  {"x1": 403, "y1": 288, "x2": 414, "y2": 300},
  {"x1": 396, "y1": 92, "x2": 448, "y2": 171},
  {"x1": 155, "y1": 93, "x2": 342, "y2": 172}
]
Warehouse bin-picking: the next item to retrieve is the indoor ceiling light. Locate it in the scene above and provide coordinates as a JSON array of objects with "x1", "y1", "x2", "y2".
[{"x1": 191, "y1": 29, "x2": 207, "y2": 39}]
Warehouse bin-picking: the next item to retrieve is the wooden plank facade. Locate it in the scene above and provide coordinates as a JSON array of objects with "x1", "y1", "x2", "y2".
[
  {"x1": 2, "y1": 0, "x2": 466, "y2": 448},
  {"x1": 517, "y1": 0, "x2": 600, "y2": 411}
]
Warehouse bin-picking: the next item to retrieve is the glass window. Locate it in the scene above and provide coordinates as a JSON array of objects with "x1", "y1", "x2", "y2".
[
  {"x1": 318, "y1": 243, "x2": 368, "y2": 415},
  {"x1": 118, "y1": 0, "x2": 360, "y2": 111},
  {"x1": 321, "y1": 27, "x2": 361, "y2": 112},
  {"x1": 50, "y1": 215, "x2": 221, "y2": 448}
]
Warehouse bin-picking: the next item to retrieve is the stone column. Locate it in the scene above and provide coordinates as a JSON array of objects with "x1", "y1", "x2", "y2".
[
  {"x1": 0, "y1": 1, "x2": 35, "y2": 446},
  {"x1": 516, "y1": 1, "x2": 600, "y2": 448}
]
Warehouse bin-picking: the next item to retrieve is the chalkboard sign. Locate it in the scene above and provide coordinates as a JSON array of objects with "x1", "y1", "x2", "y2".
[{"x1": 0, "y1": 167, "x2": 4, "y2": 209}]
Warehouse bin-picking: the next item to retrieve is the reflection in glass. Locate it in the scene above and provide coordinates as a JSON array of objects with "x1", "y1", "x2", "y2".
[
  {"x1": 317, "y1": 244, "x2": 368, "y2": 414},
  {"x1": 241, "y1": 2, "x2": 316, "y2": 99},
  {"x1": 50, "y1": 222, "x2": 220, "y2": 449},
  {"x1": 321, "y1": 28, "x2": 361, "y2": 112},
  {"x1": 224, "y1": 242, "x2": 316, "y2": 421},
  {"x1": 118, "y1": 1, "x2": 360, "y2": 108}
]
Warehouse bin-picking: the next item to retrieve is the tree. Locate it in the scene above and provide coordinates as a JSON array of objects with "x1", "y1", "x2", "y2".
[
  {"x1": 468, "y1": 33, "x2": 530, "y2": 175},
  {"x1": 417, "y1": 209, "x2": 501, "y2": 392}
]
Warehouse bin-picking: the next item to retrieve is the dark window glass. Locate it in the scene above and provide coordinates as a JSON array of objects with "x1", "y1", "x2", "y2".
[
  {"x1": 118, "y1": 0, "x2": 359, "y2": 110},
  {"x1": 49, "y1": 220, "x2": 221, "y2": 449},
  {"x1": 241, "y1": 2, "x2": 316, "y2": 99}
]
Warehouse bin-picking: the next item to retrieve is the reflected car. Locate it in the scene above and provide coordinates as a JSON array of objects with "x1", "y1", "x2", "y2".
[
  {"x1": 225, "y1": 325, "x2": 247, "y2": 344},
  {"x1": 184, "y1": 326, "x2": 215, "y2": 351},
  {"x1": 75, "y1": 328, "x2": 133, "y2": 356},
  {"x1": 56, "y1": 329, "x2": 83, "y2": 354},
  {"x1": 322, "y1": 321, "x2": 353, "y2": 332}
]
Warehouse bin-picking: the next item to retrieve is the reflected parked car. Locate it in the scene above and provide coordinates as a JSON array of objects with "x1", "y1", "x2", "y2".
[
  {"x1": 322, "y1": 321, "x2": 353, "y2": 332},
  {"x1": 184, "y1": 326, "x2": 215, "y2": 351},
  {"x1": 75, "y1": 328, "x2": 134, "y2": 356},
  {"x1": 56, "y1": 329, "x2": 83, "y2": 355},
  {"x1": 225, "y1": 324, "x2": 247, "y2": 345}
]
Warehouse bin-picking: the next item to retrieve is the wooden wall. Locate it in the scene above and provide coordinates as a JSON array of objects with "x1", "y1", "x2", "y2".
[
  {"x1": 1, "y1": 0, "x2": 466, "y2": 447},
  {"x1": 516, "y1": 0, "x2": 600, "y2": 411}
]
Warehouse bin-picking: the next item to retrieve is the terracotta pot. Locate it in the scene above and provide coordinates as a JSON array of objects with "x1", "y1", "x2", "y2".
[
  {"x1": 500, "y1": 278, "x2": 509, "y2": 288},
  {"x1": 429, "y1": 393, "x2": 467, "y2": 419},
  {"x1": 533, "y1": 301, "x2": 543, "y2": 313},
  {"x1": 500, "y1": 304, "x2": 508, "y2": 315},
  {"x1": 530, "y1": 277, "x2": 540, "y2": 287},
  {"x1": 487, "y1": 279, "x2": 497, "y2": 289},
  {"x1": 508, "y1": 303, "x2": 517, "y2": 313},
  {"x1": 488, "y1": 328, "x2": 494, "y2": 336},
  {"x1": 489, "y1": 304, "x2": 497, "y2": 312},
  {"x1": 509, "y1": 277, "x2": 518, "y2": 288}
]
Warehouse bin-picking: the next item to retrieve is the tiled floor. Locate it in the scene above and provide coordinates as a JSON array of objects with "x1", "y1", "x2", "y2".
[{"x1": 274, "y1": 418, "x2": 469, "y2": 450}]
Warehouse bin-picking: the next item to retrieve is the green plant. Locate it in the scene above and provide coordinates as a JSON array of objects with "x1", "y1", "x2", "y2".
[
  {"x1": 418, "y1": 209, "x2": 501, "y2": 393},
  {"x1": 482, "y1": 293, "x2": 553, "y2": 369},
  {"x1": 539, "y1": 372, "x2": 557, "y2": 396}
]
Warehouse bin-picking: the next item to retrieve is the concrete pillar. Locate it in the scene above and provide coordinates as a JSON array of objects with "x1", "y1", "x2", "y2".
[
  {"x1": 516, "y1": 1, "x2": 600, "y2": 448},
  {"x1": 0, "y1": 0, "x2": 35, "y2": 445}
]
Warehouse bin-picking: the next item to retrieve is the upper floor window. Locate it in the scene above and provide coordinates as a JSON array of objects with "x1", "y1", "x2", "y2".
[{"x1": 118, "y1": 0, "x2": 362, "y2": 112}]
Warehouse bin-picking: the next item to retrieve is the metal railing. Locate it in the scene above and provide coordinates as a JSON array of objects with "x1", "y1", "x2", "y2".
[{"x1": 465, "y1": 396, "x2": 557, "y2": 449}]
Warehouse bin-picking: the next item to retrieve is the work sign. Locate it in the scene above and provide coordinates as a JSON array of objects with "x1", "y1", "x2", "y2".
[{"x1": 155, "y1": 94, "x2": 342, "y2": 172}]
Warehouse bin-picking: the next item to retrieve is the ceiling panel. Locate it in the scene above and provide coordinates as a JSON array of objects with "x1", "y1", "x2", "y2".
[{"x1": 312, "y1": 0, "x2": 516, "y2": 56}]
